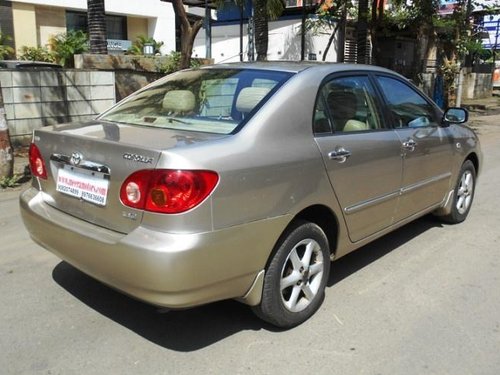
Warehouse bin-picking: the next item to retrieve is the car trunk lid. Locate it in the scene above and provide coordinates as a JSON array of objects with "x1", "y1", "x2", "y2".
[{"x1": 32, "y1": 120, "x2": 222, "y2": 234}]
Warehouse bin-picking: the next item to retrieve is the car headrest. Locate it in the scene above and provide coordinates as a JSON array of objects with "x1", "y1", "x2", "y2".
[
  {"x1": 163, "y1": 90, "x2": 196, "y2": 113},
  {"x1": 236, "y1": 87, "x2": 271, "y2": 113},
  {"x1": 327, "y1": 90, "x2": 357, "y2": 108}
]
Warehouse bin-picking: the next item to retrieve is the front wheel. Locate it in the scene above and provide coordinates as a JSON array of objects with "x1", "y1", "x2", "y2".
[
  {"x1": 253, "y1": 221, "x2": 330, "y2": 328},
  {"x1": 442, "y1": 160, "x2": 476, "y2": 224}
]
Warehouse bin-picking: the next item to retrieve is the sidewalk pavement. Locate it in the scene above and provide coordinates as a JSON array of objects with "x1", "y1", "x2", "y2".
[{"x1": 462, "y1": 90, "x2": 500, "y2": 113}]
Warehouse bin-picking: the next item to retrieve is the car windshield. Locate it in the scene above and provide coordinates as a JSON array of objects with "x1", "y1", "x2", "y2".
[{"x1": 100, "y1": 68, "x2": 293, "y2": 134}]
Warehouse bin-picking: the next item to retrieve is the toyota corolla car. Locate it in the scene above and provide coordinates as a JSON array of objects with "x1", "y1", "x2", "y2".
[{"x1": 20, "y1": 62, "x2": 481, "y2": 328}]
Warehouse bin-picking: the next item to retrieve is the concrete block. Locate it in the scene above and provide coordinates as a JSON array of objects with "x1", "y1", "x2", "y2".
[
  {"x1": 8, "y1": 118, "x2": 43, "y2": 136},
  {"x1": 68, "y1": 114, "x2": 96, "y2": 123},
  {"x1": 41, "y1": 86, "x2": 65, "y2": 102},
  {"x1": 43, "y1": 115, "x2": 70, "y2": 126},
  {"x1": 12, "y1": 71, "x2": 40, "y2": 87},
  {"x1": 66, "y1": 86, "x2": 91, "y2": 101},
  {"x1": 68, "y1": 100, "x2": 93, "y2": 116},
  {"x1": 41, "y1": 101, "x2": 69, "y2": 119},
  {"x1": 3, "y1": 104, "x2": 14, "y2": 119},
  {"x1": 90, "y1": 85, "x2": 115, "y2": 100},
  {"x1": 13, "y1": 87, "x2": 41, "y2": 103},
  {"x1": 90, "y1": 71, "x2": 115, "y2": 86},
  {"x1": 90, "y1": 99, "x2": 115, "y2": 115},
  {"x1": 13, "y1": 103, "x2": 42, "y2": 119},
  {"x1": 65, "y1": 70, "x2": 90, "y2": 86},
  {"x1": 1, "y1": 87, "x2": 13, "y2": 104},
  {"x1": 40, "y1": 70, "x2": 63, "y2": 87},
  {"x1": 0, "y1": 71, "x2": 12, "y2": 87}
]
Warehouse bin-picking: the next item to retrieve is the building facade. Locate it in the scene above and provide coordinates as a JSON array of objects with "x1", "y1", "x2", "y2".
[{"x1": 0, "y1": 0, "x2": 175, "y2": 56}]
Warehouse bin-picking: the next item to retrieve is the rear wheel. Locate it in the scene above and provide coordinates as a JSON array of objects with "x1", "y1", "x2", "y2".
[
  {"x1": 442, "y1": 160, "x2": 476, "y2": 224},
  {"x1": 253, "y1": 221, "x2": 330, "y2": 328}
]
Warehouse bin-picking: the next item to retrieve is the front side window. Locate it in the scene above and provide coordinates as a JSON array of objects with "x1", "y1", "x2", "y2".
[
  {"x1": 100, "y1": 69, "x2": 292, "y2": 134},
  {"x1": 376, "y1": 76, "x2": 439, "y2": 128},
  {"x1": 314, "y1": 75, "x2": 383, "y2": 134}
]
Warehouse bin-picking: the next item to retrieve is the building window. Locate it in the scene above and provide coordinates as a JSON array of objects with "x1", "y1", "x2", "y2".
[
  {"x1": 66, "y1": 11, "x2": 127, "y2": 40},
  {"x1": 106, "y1": 15, "x2": 127, "y2": 40},
  {"x1": 66, "y1": 11, "x2": 88, "y2": 34}
]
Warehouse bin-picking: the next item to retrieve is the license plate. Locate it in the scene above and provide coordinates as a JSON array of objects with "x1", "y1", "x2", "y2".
[{"x1": 56, "y1": 168, "x2": 109, "y2": 206}]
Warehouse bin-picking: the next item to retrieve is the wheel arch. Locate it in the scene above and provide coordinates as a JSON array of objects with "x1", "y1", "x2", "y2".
[
  {"x1": 466, "y1": 152, "x2": 480, "y2": 176},
  {"x1": 293, "y1": 205, "x2": 339, "y2": 257}
]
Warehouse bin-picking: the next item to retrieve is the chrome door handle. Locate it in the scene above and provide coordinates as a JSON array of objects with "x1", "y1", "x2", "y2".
[
  {"x1": 402, "y1": 139, "x2": 417, "y2": 152},
  {"x1": 328, "y1": 148, "x2": 351, "y2": 163}
]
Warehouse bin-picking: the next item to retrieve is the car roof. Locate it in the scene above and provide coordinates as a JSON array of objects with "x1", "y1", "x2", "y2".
[{"x1": 203, "y1": 61, "x2": 401, "y2": 76}]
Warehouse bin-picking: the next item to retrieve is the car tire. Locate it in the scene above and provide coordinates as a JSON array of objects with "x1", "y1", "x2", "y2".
[
  {"x1": 441, "y1": 160, "x2": 476, "y2": 224},
  {"x1": 253, "y1": 220, "x2": 330, "y2": 328}
]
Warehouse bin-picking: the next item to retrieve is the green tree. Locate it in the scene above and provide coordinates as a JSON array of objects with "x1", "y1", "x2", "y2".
[
  {"x1": 306, "y1": 0, "x2": 353, "y2": 61},
  {"x1": 171, "y1": 0, "x2": 204, "y2": 69},
  {"x1": 87, "y1": 0, "x2": 108, "y2": 54},
  {"x1": 0, "y1": 32, "x2": 15, "y2": 59}
]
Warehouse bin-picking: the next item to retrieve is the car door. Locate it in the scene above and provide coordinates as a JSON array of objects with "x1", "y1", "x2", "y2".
[
  {"x1": 374, "y1": 75, "x2": 454, "y2": 222},
  {"x1": 313, "y1": 75, "x2": 403, "y2": 243}
]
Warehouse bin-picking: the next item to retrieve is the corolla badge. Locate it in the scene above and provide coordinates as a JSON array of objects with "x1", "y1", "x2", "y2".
[
  {"x1": 123, "y1": 153, "x2": 154, "y2": 164},
  {"x1": 70, "y1": 152, "x2": 83, "y2": 166}
]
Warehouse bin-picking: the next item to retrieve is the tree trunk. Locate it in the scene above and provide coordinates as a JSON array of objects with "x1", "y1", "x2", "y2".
[
  {"x1": 253, "y1": 0, "x2": 268, "y2": 61},
  {"x1": 179, "y1": 19, "x2": 203, "y2": 69},
  {"x1": 323, "y1": 23, "x2": 340, "y2": 61},
  {"x1": 172, "y1": 0, "x2": 204, "y2": 69},
  {"x1": 370, "y1": 0, "x2": 384, "y2": 65},
  {"x1": 87, "y1": 0, "x2": 108, "y2": 54},
  {"x1": 357, "y1": 0, "x2": 369, "y2": 64}
]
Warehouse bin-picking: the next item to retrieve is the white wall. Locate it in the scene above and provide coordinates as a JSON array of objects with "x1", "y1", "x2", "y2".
[{"x1": 193, "y1": 18, "x2": 338, "y2": 63}]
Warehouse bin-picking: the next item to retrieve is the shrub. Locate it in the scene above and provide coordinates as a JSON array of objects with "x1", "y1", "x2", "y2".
[
  {"x1": 128, "y1": 35, "x2": 164, "y2": 56},
  {"x1": 157, "y1": 51, "x2": 202, "y2": 74},
  {"x1": 0, "y1": 32, "x2": 15, "y2": 59},
  {"x1": 19, "y1": 46, "x2": 55, "y2": 62},
  {"x1": 49, "y1": 30, "x2": 89, "y2": 68}
]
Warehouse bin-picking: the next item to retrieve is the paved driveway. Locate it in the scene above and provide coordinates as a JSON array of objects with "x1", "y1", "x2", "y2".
[{"x1": 1, "y1": 118, "x2": 499, "y2": 375}]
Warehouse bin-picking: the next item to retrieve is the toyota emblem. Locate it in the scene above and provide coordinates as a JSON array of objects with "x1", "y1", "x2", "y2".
[{"x1": 70, "y1": 152, "x2": 83, "y2": 166}]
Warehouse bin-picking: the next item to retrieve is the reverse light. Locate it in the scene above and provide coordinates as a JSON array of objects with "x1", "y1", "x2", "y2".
[
  {"x1": 29, "y1": 143, "x2": 47, "y2": 179},
  {"x1": 120, "y1": 169, "x2": 219, "y2": 214}
]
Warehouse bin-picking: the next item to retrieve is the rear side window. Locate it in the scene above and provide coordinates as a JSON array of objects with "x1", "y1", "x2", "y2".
[
  {"x1": 376, "y1": 76, "x2": 439, "y2": 128},
  {"x1": 314, "y1": 75, "x2": 383, "y2": 134}
]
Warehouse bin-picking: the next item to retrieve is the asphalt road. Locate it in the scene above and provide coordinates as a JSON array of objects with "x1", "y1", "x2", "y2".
[{"x1": 1, "y1": 118, "x2": 499, "y2": 375}]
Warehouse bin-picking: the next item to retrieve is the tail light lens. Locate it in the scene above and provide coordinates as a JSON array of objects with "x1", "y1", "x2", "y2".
[
  {"x1": 120, "y1": 169, "x2": 219, "y2": 214},
  {"x1": 29, "y1": 143, "x2": 47, "y2": 179}
]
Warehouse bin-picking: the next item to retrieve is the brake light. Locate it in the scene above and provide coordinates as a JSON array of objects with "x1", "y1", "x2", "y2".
[
  {"x1": 120, "y1": 169, "x2": 219, "y2": 214},
  {"x1": 29, "y1": 143, "x2": 47, "y2": 179}
]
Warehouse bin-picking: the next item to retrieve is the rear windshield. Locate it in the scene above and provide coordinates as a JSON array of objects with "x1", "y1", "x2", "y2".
[{"x1": 99, "y1": 68, "x2": 293, "y2": 134}]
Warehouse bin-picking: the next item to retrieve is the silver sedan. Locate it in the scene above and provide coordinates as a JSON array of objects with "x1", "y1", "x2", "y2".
[{"x1": 20, "y1": 62, "x2": 481, "y2": 328}]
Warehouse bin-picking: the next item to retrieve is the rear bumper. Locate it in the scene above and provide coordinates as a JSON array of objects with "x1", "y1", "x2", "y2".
[{"x1": 20, "y1": 188, "x2": 290, "y2": 308}]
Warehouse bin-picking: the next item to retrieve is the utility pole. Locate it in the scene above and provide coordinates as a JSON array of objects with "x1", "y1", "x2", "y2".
[{"x1": 456, "y1": 0, "x2": 473, "y2": 107}]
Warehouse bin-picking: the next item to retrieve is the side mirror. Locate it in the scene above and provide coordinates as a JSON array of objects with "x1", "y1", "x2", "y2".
[{"x1": 442, "y1": 107, "x2": 468, "y2": 126}]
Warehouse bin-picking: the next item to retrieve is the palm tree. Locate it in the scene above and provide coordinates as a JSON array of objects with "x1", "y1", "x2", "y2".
[
  {"x1": 253, "y1": 0, "x2": 268, "y2": 61},
  {"x1": 252, "y1": 0, "x2": 285, "y2": 61},
  {"x1": 87, "y1": 0, "x2": 108, "y2": 54},
  {"x1": 356, "y1": 0, "x2": 369, "y2": 64}
]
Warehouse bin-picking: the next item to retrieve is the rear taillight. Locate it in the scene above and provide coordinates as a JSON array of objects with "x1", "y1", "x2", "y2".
[
  {"x1": 29, "y1": 143, "x2": 47, "y2": 179},
  {"x1": 120, "y1": 169, "x2": 219, "y2": 214}
]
